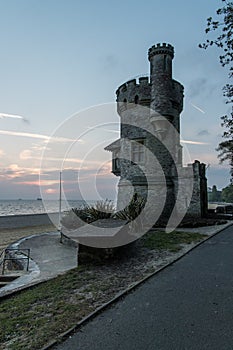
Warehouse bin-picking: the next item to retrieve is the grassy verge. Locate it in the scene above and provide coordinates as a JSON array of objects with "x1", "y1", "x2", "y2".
[
  {"x1": 142, "y1": 230, "x2": 206, "y2": 252},
  {"x1": 0, "y1": 230, "x2": 207, "y2": 350}
]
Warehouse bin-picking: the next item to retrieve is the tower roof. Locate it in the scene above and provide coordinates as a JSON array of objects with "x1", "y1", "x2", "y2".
[{"x1": 148, "y1": 43, "x2": 174, "y2": 60}]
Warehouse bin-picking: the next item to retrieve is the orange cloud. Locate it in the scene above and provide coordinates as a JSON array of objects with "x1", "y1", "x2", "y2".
[
  {"x1": 14, "y1": 180, "x2": 40, "y2": 186},
  {"x1": 45, "y1": 188, "x2": 57, "y2": 194},
  {"x1": 0, "y1": 164, "x2": 41, "y2": 180}
]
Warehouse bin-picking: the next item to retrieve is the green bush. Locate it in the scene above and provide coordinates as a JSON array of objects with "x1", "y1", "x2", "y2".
[
  {"x1": 61, "y1": 199, "x2": 115, "y2": 229},
  {"x1": 114, "y1": 193, "x2": 146, "y2": 221},
  {"x1": 86, "y1": 199, "x2": 115, "y2": 220}
]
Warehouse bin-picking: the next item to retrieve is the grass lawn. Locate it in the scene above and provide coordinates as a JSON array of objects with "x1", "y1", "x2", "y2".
[
  {"x1": 142, "y1": 230, "x2": 206, "y2": 252},
  {"x1": 0, "y1": 230, "x2": 207, "y2": 350}
]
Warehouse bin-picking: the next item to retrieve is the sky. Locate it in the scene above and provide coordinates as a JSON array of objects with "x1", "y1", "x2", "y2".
[{"x1": 0, "y1": 0, "x2": 231, "y2": 200}]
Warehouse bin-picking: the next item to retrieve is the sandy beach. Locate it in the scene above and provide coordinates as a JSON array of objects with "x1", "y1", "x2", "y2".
[{"x1": 0, "y1": 214, "x2": 56, "y2": 251}]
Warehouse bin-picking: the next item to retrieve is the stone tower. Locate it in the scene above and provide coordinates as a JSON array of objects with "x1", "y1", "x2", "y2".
[
  {"x1": 148, "y1": 43, "x2": 183, "y2": 133},
  {"x1": 105, "y1": 43, "x2": 207, "y2": 222}
]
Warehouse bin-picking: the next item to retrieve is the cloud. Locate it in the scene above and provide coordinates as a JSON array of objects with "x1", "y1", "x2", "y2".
[
  {"x1": 45, "y1": 188, "x2": 57, "y2": 194},
  {"x1": 98, "y1": 128, "x2": 119, "y2": 134},
  {"x1": 190, "y1": 102, "x2": 206, "y2": 114},
  {"x1": 0, "y1": 164, "x2": 40, "y2": 179},
  {"x1": 0, "y1": 149, "x2": 5, "y2": 157},
  {"x1": 197, "y1": 129, "x2": 210, "y2": 136},
  {"x1": 181, "y1": 139, "x2": 209, "y2": 145},
  {"x1": 16, "y1": 179, "x2": 60, "y2": 187},
  {"x1": 19, "y1": 148, "x2": 104, "y2": 170},
  {"x1": 0, "y1": 129, "x2": 78, "y2": 143},
  {"x1": 0, "y1": 112, "x2": 29, "y2": 123},
  {"x1": 20, "y1": 149, "x2": 33, "y2": 160}
]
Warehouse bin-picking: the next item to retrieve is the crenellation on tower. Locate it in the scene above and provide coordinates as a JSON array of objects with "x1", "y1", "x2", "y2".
[
  {"x1": 139, "y1": 76, "x2": 149, "y2": 85},
  {"x1": 106, "y1": 42, "x2": 208, "y2": 219},
  {"x1": 148, "y1": 43, "x2": 174, "y2": 60},
  {"x1": 116, "y1": 43, "x2": 183, "y2": 132},
  {"x1": 116, "y1": 76, "x2": 151, "y2": 114}
]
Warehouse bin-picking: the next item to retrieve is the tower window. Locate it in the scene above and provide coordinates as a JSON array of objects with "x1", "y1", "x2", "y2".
[
  {"x1": 113, "y1": 152, "x2": 120, "y2": 171},
  {"x1": 131, "y1": 139, "x2": 145, "y2": 164},
  {"x1": 121, "y1": 98, "x2": 127, "y2": 111}
]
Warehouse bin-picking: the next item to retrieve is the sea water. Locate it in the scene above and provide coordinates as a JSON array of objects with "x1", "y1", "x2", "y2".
[{"x1": 0, "y1": 199, "x2": 94, "y2": 216}]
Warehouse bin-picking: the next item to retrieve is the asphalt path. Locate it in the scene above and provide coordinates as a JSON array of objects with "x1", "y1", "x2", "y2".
[
  {"x1": 54, "y1": 225, "x2": 233, "y2": 350},
  {"x1": 0, "y1": 213, "x2": 57, "y2": 229}
]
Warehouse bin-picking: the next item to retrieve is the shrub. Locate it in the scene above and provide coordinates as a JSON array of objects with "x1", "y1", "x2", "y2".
[
  {"x1": 114, "y1": 193, "x2": 146, "y2": 227},
  {"x1": 86, "y1": 199, "x2": 115, "y2": 220},
  {"x1": 61, "y1": 199, "x2": 115, "y2": 229}
]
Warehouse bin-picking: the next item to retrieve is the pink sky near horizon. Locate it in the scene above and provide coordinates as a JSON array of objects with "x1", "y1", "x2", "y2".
[{"x1": 0, "y1": 0, "x2": 231, "y2": 199}]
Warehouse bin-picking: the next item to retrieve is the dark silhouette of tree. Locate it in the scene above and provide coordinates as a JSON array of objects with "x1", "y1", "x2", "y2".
[
  {"x1": 222, "y1": 183, "x2": 233, "y2": 202},
  {"x1": 209, "y1": 185, "x2": 222, "y2": 202},
  {"x1": 199, "y1": 1, "x2": 233, "y2": 181}
]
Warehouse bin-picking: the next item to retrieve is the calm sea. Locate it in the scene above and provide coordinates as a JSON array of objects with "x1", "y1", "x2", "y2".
[{"x1": 0, "y1": 200, "x2": 94, "y2": 217}]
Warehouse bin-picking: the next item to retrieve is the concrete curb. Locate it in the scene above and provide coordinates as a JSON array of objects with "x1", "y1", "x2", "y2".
[
  {"x1": 40, "y1": 221, "x2": 233, "y2": 350},
  {"x1": 0, "y1": 231, "x2": 78, "y2": 299},
  {"x1": 0, "y1": 232, "x2": 57, "y2": 298}
]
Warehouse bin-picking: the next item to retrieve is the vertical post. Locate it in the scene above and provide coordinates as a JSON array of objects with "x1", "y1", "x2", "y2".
[
  {"x1": 59, "y1": 171, "x2": 63, "y2": 243},
  {"x1": 59, "y1": 171, "x2": 62, "y2": 227},
  {"x1": 26, "y1": 249, "x2": 30, "y2": 271}
]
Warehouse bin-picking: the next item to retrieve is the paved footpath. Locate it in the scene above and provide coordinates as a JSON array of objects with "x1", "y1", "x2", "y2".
[
  {"x1": 0, "y1": 213, "x2": 56, "y2": 229},
  {"x1": 54, "y1": 225, "x2": 233, "y2": 350}
]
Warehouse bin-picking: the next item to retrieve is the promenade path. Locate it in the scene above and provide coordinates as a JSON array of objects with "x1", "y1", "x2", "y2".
[
  {"x1": 54, "y1": 225, "x2": 233, "y2": 350},
  {"x1": 0, "y1": 213, "x2": 57, "y2": 229}
]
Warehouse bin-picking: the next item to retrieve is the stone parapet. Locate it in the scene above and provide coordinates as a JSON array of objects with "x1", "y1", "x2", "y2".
[{"x1": 148, "y1": 43, "x2": 174, "y2": 60}]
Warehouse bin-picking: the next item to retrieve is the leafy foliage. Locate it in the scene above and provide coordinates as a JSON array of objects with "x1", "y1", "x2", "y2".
[
  {"x1": 216, "y1": 114, "x2": 233, "y2": 181},
  {"x1": 83, "y1": 199, "x2": 115, "y2": 221},
  {"x1": 199, "y1": 1, "x2": 233, "y2": 181},
  {"x1": 199, "y1": 0, "x2": 233, "y2": 75},
  {"x1": 114, "y1": 193, "x2": 146, "y2": 221},
  {"x1": 222, "y1": 183, "x2": 233, "y2": 202},
  {"x1": 62, "y1": 199, "x2": 115, "y2": 229},
  {"x1": 208, "y1": 185, "x2": 222, "y2": 202}
]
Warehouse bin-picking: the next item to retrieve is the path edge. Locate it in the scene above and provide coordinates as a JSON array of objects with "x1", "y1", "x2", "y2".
[{"x1": 40, "y1": 221, "x2": 233, "y2": 350}]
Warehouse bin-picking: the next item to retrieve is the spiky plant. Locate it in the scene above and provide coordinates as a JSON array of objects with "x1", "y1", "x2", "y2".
[
  {"x1": 62, "y1": 199, "x2": 115, "y2": 229},
  {"x1": 114, "y1": 193, "x2": 146, "y2": 221}
]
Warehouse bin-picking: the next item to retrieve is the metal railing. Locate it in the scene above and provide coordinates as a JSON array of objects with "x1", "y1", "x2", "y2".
[{"x1": 0, "y1": 248, "x2": 30, "y2": 275}]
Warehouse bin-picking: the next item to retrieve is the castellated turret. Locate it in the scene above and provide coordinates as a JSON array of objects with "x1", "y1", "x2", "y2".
[
  {"x1": 105, "y1": 43, "x2": 207, "y2": 220},
  {"x1": 116, "y1": 43, "x2": 184, "y2": 134}
]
